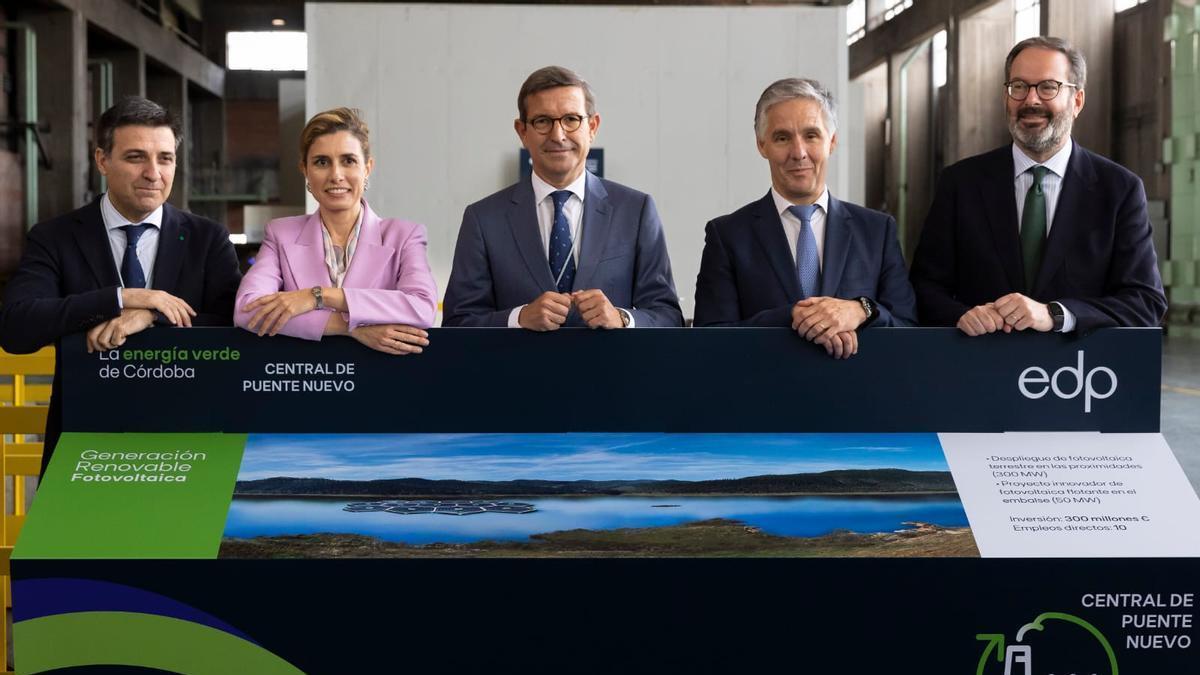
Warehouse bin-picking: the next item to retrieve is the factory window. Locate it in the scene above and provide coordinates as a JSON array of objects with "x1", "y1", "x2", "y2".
[
  {"x1": 1014, "y1": 0, "x2": 1040, "y2": 44},
  {"x1": 884, "y1": 0, "x2": 914, "y2": 23},
  {"x1": 847, "y1": 0, "x2": 866, "y2": 45},
  {"x1": 226, "y1": 31, "x2": 307, "y2": 71}
]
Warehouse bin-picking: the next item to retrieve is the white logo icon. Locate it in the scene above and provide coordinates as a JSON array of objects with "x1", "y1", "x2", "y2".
[{"x1": 1018, "y1": 350, "x2": 1118, "y2": 413}]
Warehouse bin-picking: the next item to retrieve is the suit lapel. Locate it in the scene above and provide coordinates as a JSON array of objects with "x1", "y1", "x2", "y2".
[
  {"x1": 71, "y1": 199, "x2": 121, "y2": 289},
  {"x1": 980, "y1": 149, "x2": 1025, "y2": 292},
  {"x1": 283, "y1": 211, "x2": 333, "y2": 290},
  {"x1": 573, "y1": 173, "x2": 613, "y2": 291},
  {"x1": 1034, "y1": 144, "x2": 1092, "y2": 296},
  {"x1": 751, "y1": 192, "x2": 801, "y2": 300},
  {"x1": 152, "y1": 204, "x2": 184, "y2": 293},
  {"x1": 341, "y1": 201, "x2": 393, "y2": 289},
  {"x1": 820, "y1": 196, "x2": 854, "y2": 297},
  {"x1": 506, "y1": 177, "x2": 557, "y2": 291}
]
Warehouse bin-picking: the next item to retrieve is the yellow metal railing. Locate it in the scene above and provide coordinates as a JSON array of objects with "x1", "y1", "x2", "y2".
[{"x1": 0, "y1": 347, "x2": 53, "y2": 674}]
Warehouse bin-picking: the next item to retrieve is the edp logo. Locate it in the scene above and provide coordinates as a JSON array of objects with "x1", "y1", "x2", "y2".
[{"x1": 1018, "y1": 350, "x2": 1117, "y2": 413}]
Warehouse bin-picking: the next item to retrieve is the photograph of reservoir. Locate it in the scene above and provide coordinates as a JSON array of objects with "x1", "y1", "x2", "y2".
[{"x1": 220, "y1": 433, "x2": 978, "y2": 558}]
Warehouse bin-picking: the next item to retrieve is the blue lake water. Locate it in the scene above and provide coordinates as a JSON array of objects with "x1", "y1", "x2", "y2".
[{"x1": 223, "y1": 495, "x2": 970, "y2": 544}]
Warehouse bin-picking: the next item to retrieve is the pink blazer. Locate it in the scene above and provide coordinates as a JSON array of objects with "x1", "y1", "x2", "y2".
[{"x1": 234, "y1": 201, "x2": 437, "y2": 340}]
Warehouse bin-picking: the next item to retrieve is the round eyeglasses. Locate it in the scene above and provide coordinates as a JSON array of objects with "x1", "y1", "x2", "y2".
[
  {"x1": 526, "y1": 114, "x2": 589, "y2": 134},
  {"x1": 1005, "y1": 79, "x2": 1080, "y2": 101}
]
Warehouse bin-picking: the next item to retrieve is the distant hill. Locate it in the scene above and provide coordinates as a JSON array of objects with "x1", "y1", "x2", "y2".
[{"x1": 234, "y1": 469, "x2": 955, "y2": 497}]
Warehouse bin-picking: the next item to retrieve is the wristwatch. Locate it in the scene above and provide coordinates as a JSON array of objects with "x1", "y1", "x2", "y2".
[
  {"x1": 311, "y1": 286, "x2": 324, "y2": 310},
  {"x1": 1048, "y1": 301, "x2": 1065, "y2": 332},
  {"x1": 619, "y1": 308, "x2": 631, "y2": 328},
  {"x1": 856, "y1": 296, "x2": 876, "y2": 326}
]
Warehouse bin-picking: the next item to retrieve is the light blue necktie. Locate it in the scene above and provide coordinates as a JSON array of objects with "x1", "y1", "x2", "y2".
[
  {"x1": 548, "y1": 190, "x2": 576, "y2": 293},
  {"x1": 788, "y1": 204, "x2": 820, "y2": 299},
  {"x1": 120, "y1": 223, "x2": 151, "y2": 289}
]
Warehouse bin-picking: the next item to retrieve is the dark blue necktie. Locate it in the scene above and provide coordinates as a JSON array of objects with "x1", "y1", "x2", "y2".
[
  {"x1": 788, "y1": 204, "x2": 820, "y2": 299},
  {"x1": 120, "y1": 223, "x2": 151, "y2": 288},
  {"x1": 548, "y1": 190, "x2": 576, "y2": 293}
]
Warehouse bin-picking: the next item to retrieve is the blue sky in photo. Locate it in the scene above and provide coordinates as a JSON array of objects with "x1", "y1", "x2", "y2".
[{"x1": 238, "y1": 433, "x2": 947, "y2": 482}]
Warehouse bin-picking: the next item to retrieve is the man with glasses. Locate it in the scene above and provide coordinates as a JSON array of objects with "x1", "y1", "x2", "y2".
[
  {"x1": 443, "y1": 65, "x2": 683, "y2": 329},
  {"x1": 911, "y1": 37, "x2": 1166, "y2": 334}
]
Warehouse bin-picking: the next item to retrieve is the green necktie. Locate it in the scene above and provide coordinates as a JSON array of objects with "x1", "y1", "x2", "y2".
[{"x1": 1020, "y1": 165, "x2": 1050, "y2": 291}]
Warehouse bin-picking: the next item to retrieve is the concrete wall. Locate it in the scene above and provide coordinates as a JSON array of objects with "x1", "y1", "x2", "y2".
[
  {"x1": 278, "y1": 78, "x2": 306, "y2": 207},
  {"x1": 306, "y1": 2, "x2": 852, "y2": 319},
  {"x1": 950, "y1": 0, "x2": 1014, "y2": 161},
  {"x1": 1043, "y1": 0, "x2": 1115, "y2": 157}
]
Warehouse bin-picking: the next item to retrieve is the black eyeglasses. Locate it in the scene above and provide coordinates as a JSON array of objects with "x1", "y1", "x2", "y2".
[
  {"x1": 525, "y1": 114, "x2": 589, "y2": 134},
  {"x1": 1005, "y1": 79, "x2": 1080, "y2": 101}
]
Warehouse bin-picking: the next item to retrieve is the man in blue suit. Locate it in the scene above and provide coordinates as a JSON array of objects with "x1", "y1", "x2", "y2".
[
  {"x1": 693, "y1": 78, "x2": 916, "y2": 358},
  {"x1": 443, "y1": 66, "x2": 682, "y2": 329},
  {"x1": 911, "y1": 37, "x2": 1166, "y2": 335}
]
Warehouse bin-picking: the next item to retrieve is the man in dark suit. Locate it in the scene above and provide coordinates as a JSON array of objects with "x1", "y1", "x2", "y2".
[
  {"x1": 693, "y1": 78, "x2": 916, "y2": 358},
  {"x1": 911, "y1": 37, "x2": 1166, "y2": 335},
  {"x1": 443, "y1": 66, "x2": 682, "y2": 329},
  {"x1": 0, "y1": 96, "x2": 241, "y2": 474}
]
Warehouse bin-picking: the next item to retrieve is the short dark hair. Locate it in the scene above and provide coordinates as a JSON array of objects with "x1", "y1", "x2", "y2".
[
  {"x1": 96, "y1": 96, "x2": 182, "y2": 155},
  {"x1": 517, "y1": 66, "x2": 596, "y2": 122},
  {"x1": 1005, "y1": 36, "x2": 1087, "y2": 90}
]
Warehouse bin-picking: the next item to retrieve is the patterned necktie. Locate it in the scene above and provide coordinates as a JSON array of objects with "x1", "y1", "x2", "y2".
[
  {"x1": 1020, "y1": 165, "x2": 1050, "y2": 292},
  {"x1": 120, "y1": 223, "x2": 151, "y2": 288},
  {"x1": 548, "y1": 190, "x2": 576, "y2": 293},
  {"x1": 788, "y1": 204, "x2": 820, "y2": 299}
]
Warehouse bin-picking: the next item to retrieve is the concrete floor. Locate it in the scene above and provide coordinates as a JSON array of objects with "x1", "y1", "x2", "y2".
[{"x1": 1163, "y1": 336, "x2": 1200, "y2": 495}]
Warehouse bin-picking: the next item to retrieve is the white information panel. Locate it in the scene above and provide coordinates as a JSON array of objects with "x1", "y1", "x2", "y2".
[{"x1": 941, "y1": 433, "x2": 1200, "y2": 558}]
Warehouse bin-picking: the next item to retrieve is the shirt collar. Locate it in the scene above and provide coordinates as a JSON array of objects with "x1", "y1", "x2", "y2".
[
  {"x1": 771, "y1": 186, "x2": 829, "y2": 218},
  {"x1": 101, "y1": 192, "x2": 164, "y2": 231},
  {"x1": 532, "y1": 170, "x2": 588, "y2": 206},
  {"x1": 1012, "y1": 137, "x2": 1073, "y2": 179}
]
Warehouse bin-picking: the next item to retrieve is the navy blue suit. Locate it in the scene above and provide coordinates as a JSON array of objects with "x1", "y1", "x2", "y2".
[
  {"x1": 910, "y1": 144, "x2": 1167, "y2": 332},
  {"x1": 0, "y1": 198, "x2": 241, "y2": 474},
  {"x1": 443, "y1": 172, "x2": 683, "y2": 327},
  {"x1": 693, "y1": 192, "x2": 917, "y2": 327}
]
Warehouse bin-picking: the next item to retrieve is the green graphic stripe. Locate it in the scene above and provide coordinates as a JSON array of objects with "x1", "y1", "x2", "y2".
[
  {"x1": 15, "y1": 433, "x2": 246, "y2": 559},
  {"x1": 14, "y1": 611, "x2": 305, "y2": 675}
]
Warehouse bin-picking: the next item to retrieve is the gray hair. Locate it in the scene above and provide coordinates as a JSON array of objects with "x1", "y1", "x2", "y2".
[
  {"x1": 1005, "y1": 36, "x2": 1087, "y2": 90},
  {"x1": 517, "y1": 66, "x2": 597, "y2": 122},
  {"x1": 96, "y1": 96, "x2": 182, "y2": 155},
  {"x1": 754, "y1": 78, "x2": 838, "y2": 139}
]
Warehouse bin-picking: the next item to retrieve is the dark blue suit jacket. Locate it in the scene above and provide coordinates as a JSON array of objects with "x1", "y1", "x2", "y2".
[
  {"x1": 442, "y1": 172, "x2": 683, "y2": 327},
  {"x1": 0, "y1": 198, "x2": 241, "y2": 473},
  {"x1": 693, "y1": 192, "x2": 917, "y2": 327},
  {"x1": 910, "y1": 143, "x2": 1167, "y2": 332}
]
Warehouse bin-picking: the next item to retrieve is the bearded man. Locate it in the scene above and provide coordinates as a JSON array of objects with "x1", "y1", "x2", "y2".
[{"x1": 910, "y1": 37, "x2": 1166, "y2": 335}]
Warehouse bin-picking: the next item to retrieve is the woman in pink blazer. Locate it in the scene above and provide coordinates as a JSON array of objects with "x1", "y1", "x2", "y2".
[{"x1": 235, "y1": 108, "x2": 437, "y2": 354}]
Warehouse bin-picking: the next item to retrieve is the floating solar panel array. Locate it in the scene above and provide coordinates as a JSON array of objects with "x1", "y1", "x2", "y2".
[{"x1": 342, "y1": 500, "x2": 537, "y2": 516}]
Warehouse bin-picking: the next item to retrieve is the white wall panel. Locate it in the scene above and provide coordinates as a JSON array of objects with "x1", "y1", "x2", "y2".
[{"x1": 306, "y1": 3, "x2": 852, "y2": 319}]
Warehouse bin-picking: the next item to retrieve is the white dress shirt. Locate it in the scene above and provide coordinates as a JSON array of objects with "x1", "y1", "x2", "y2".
[
  {"x1": 507, "y1": 171, "x2": 633, "y2": 327},
  {"x1": 102, "y1": 193, "x2": 163, "y2": 307},
  {"x1": 1012, "y1": 140, "x2": 1076, "y2": 332},
  {"x1": 771, "y1": 186, "x2": 830, "y2": 269}
]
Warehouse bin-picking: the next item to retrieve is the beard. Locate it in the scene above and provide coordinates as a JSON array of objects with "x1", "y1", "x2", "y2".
[{"x1": 1008, "y1": 105, "x2": 1073, "y2": 156}]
